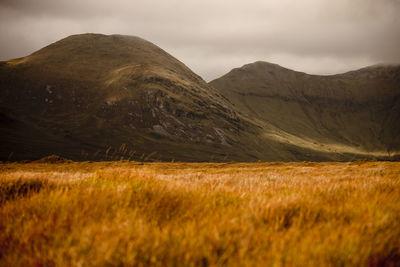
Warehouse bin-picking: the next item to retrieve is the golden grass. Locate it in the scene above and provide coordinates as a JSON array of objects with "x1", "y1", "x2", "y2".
[{"x1": 1, "y1": 161, "x2": 399, "y2": 266}]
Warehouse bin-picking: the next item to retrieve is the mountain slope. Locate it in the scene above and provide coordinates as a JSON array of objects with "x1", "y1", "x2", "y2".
[
  {"x1": 210, "y1": 61, "x2": 400, "y2": 160},
  {"x1": 1, "y1": 34, "x2": 399, "y2": 161},
  {"x1": 0, "y1": 34, "x2": 265, "y2": 161}
]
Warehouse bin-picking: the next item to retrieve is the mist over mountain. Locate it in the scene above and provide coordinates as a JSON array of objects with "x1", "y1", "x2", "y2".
[{"x1": 1, "y1": 34, "x2": 399, "y2": 161}]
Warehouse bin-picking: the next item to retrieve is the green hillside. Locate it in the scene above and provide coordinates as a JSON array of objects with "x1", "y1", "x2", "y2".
[
  {"x1": 210, "y1": 61, "x2": 400, "y2": 160},
  {"x1": 0, "y1": 34, "x2": 260, "y2": 161}
]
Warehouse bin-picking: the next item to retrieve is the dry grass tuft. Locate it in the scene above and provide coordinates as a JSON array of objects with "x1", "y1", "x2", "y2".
[{"x1": 1, "y1": 161, "x2": 399, "y2": 266}]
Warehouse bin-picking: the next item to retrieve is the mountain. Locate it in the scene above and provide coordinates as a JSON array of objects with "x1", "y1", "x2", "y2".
[
  {"x1": 1, "y1": 34, "x2": 399, "y2": 162},
  {"x1": 0, "y1": 33, "x2": 264, "y2": 161},
  {"x1": 209, "y1": 61, "x2": 400, "y2": 160}
]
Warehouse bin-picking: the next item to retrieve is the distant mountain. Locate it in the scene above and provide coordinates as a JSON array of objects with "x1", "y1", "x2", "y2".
[
  {"x1": 1, "y1": 34, "x2": 399, "y2": 161},
  {"x1": 210, "y1": 61, "x2": 400, "y2": 160}
]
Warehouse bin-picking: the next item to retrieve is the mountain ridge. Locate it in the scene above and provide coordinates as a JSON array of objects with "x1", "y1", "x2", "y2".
[
  {"x1": 210, "y1": 61, "x2": 400, "y2": 160},
  {"x1": 1, "y1": 34, "x2": 399, "y2": 161}
]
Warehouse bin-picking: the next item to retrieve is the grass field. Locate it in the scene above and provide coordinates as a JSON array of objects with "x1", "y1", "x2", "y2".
[{"x1": 1, "y1": 160, "x2": 399, "y2": 266}]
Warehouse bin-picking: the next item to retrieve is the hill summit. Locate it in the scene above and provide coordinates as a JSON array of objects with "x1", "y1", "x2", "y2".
[{"x1": 0, "y1": 34, "x2": 253, "y2": 161}]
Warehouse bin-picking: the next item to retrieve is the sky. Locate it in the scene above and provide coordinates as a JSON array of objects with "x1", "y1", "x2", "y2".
[{"x1": 0, "y1": 0, "x2": 399, "y2": 81}]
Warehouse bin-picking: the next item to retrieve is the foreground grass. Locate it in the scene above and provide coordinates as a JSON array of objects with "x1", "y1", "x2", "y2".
[{"x1": 0, "y1": 161, "x2": 399, "y2": 266}]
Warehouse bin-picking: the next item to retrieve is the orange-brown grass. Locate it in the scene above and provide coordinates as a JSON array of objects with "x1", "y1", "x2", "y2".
[{"x1": 1, "y1": 161, "x2": 399, "y2": 266}]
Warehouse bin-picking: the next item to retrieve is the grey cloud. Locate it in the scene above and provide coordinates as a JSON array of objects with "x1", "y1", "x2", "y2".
[{"x1": 1, "y1": 0, "x2": 399, "y2": 81}]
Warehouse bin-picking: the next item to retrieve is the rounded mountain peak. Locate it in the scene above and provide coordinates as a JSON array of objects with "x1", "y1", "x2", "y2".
[
  {"x1": 9, "y1": 33, "x2": 192, "y2": 81},
  {"x1": 243, "y1": 61, "x2": 284, "y2": 69},
  {"x1": 30, "y1": 33, "x2": 165, "y2": 61},
  {"x1": 215, "y1": 61, "x2": 301, "y2": 83}
]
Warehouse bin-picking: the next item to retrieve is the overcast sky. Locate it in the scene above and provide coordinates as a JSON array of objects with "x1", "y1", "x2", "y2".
[{"x1": 0, "y1": 0, "x2": 399, "y2": 81}]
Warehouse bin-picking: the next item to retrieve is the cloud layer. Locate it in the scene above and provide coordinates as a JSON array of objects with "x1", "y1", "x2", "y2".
[{"x1": 1, "y1": 0, "x2": 399, "y2": 81}]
